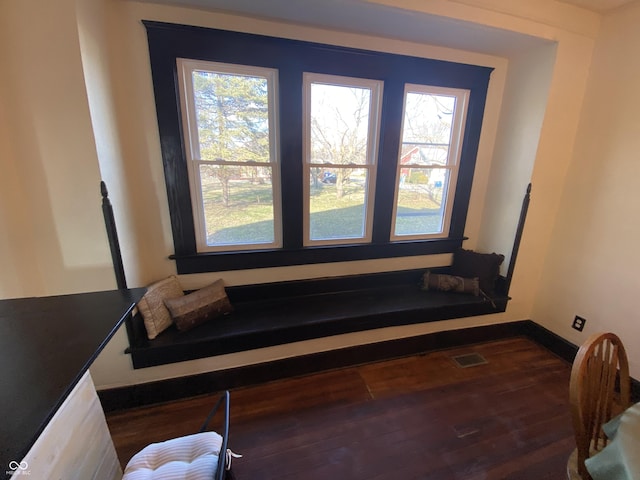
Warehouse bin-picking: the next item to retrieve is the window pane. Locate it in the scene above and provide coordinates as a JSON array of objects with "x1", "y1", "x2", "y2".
[
  {"x1": 179, "y1": 60, "x2": 281, "y2": 252},
  {"x1": 394, "y1": 168, "x2": 450, "y2": 236},
  {"x1": 192, "y1": 70, "x2": 270, "y2": 163},
  {"x1": 309, "y1": 168, "x2": 368, "y2": 241},
  {"x1": 200, "y1": 165, "x2": 275, "y2": 246},
  {"x1": 401, "y1": 92, "x2": 456, "y2": 166},
  {"x1": 309, "y1": 83, "x2": 371, "y2": 165},
  {"x1": 392, "y1": 86, "x2": 468, "y2": 240}
]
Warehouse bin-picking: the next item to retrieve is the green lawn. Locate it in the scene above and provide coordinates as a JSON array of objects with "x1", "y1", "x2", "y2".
[{"x1": 201, "y1": 179, "x2": 443, "y2": 245}]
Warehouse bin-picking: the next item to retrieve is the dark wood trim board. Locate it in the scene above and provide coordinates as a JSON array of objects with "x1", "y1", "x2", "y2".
[{"x1": 98, "y1": 320, "x2": 639, "y2": 411}]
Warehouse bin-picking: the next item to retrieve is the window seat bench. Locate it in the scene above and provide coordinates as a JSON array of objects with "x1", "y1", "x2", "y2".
[{"x1": 125, "y1": 269, "x2": 509, "y2": 369}]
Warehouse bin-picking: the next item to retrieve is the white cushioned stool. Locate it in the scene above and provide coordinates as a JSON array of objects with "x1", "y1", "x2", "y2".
[{"x1": 123, "y1": 431, "x2": 222, "y2": 480}]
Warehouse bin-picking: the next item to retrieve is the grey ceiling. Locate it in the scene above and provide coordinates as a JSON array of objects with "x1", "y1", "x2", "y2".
[{"x1": 140, "y1": 0, "x2": 555, "y2": 58}]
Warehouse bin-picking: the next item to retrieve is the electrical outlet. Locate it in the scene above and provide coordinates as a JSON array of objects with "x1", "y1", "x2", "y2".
[{"x1": 572, "y1": 315, "x2": 586, "y2": 331}]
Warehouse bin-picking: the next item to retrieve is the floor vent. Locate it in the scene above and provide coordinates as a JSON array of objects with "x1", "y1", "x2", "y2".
[{"x1": 451, "y1": 353, "x2": 488, "y2": 368}]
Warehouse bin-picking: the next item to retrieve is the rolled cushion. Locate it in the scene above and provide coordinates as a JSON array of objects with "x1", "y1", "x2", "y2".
[
  {"x1": 449, "y1": 248, "x2": 504, "y2": 295},
  {"x1": 123, "y1": 431, "x2": 222, "y2": 480},
  {"x1": 422, "y1": 271, "x2": 480, "y2": 296},
  {"x1": 137, "y1": 276, "x2": 184, "y2": 339},
  {"x1": 164, "y1": 279, "x2": 233, "y2": 332}
]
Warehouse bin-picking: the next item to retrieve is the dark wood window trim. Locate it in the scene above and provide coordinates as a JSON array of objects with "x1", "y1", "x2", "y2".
[{"x1": 143, "y1": 21, "x2": 493, "y2": 274}]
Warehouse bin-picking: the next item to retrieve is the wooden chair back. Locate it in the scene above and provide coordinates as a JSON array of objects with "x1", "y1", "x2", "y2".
[{"x1": 569, "y1": 332, "x2": 630, "y2": 479}]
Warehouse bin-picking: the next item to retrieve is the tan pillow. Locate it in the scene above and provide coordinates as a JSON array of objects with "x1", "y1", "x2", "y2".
[
  {"x1": 421, "y1": 271, "x2": 480, "y2": 296},
  {"x1": 164, "y1": 279, "x2": 233, "y2": 332},
  {"x1": 138, "y1": 275, "x2": 184, "y2": 339}
]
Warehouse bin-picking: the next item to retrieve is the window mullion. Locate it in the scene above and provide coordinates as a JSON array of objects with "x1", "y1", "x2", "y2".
[
  {"x1": 371, "y1": 78, "x2": 405, "y2": 244},
  {"x1": 279, "y1": 68, "x2": 304, "y2": 250}
]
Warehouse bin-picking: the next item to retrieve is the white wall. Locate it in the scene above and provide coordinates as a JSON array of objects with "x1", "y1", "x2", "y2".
[
  {"x1": 0, "y1": 66, "x2": 43, "y2": 298},
  {"x1": 0, "y1": 0, "x2": 600, "y2": 388},
  {"x1": 0, "y1": 0, "x2": 115, "y2": 298},
  {"x1": 477, "y1": 44, "x2": 557, "y2": 269},
  {"x1": 532, "y1": 1, "x2": 640, "y2": 379}
]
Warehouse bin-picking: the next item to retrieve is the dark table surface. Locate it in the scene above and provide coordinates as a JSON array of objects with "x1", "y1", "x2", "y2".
[{"x1": 0, "y1": 288, "x2": 145, "y2": 477}]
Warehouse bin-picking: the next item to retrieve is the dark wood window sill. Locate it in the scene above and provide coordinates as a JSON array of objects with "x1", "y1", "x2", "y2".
[{"x1": 170, "y1": 237, "x2": 467, "y2": 274}]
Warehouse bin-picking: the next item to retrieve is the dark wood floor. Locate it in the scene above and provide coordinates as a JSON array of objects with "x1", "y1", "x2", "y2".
[{"x1": 106, "y1": 337, "x2": 575, "y2": 479}]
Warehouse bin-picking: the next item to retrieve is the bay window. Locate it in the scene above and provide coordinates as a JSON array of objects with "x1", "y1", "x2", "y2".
[{"x1": 143, "y1": 21, "x2": 493, "y2": 273}]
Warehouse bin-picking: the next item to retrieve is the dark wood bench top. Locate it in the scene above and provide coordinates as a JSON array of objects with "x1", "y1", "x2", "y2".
[{"x1": 126, "y1": 270, "x2": 508, "y2": 369}]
